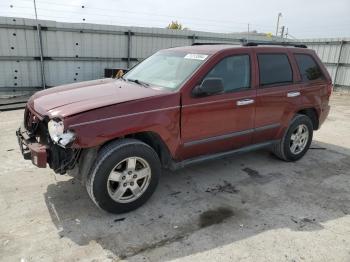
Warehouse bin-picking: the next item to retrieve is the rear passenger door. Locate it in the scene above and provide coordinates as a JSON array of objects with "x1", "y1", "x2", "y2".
[{"x1": 253, "y1": 50, "x2": 301, "y2": 144}]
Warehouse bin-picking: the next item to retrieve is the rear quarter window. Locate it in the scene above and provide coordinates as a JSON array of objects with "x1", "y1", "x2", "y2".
[
  {"x1": 258, "y1": 54, "x2": 293, "y2": 86},
  {"x1": 294, "y1": 54, "x2": 324, "y2": 81}
]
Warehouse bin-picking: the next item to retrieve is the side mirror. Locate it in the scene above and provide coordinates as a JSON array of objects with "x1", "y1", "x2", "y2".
[{"x1": 193, "y1": 78, "x2": 224, "y2": 97}]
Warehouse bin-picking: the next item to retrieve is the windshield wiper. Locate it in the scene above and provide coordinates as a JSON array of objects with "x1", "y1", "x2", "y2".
[{"x1": 127, "y1": 78, "x2": 149, "y2": 87}]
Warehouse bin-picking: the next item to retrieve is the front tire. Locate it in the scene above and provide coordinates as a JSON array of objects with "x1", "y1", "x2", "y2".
[
  {"x1": 86, "y1": 139, "x2": 161, "y2": 214},
  {"x1": 272, "y1": 114, "x2": 313, "y2": 161}
]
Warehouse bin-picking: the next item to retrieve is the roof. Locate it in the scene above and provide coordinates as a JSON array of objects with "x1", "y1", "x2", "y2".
[
  {"x1": 165, "y1": 44, "x2": 310, "y2": 55},
  {"x1": 166, "y1": 44, "x2": 238, "y2": 54}
]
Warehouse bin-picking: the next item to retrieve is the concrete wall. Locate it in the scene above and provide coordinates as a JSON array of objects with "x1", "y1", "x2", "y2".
[{"x1": 0, "y1": 16, "x2": 349, "y2": 96}]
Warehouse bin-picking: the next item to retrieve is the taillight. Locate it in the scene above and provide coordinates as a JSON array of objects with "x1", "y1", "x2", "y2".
[{"x1": 327, "y1": 83, "x2": 333, "y2": 97}]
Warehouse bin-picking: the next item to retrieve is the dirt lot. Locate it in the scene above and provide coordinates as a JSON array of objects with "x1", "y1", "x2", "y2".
[{"x1": 1, "y1": 94, "x2": 350, "y2": 262}]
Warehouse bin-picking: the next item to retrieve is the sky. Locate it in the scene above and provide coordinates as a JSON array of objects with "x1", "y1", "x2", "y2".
[{"x1": 1, "y1": 0, "x2": 349, "y2": 39}]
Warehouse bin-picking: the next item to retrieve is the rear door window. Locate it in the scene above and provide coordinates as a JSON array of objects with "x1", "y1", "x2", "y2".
[
  {"x1": 294, "y1": 54, "x2": 324, "y2": 81},
  {"x1": 258, "y1": 54, "x2": 293, "y2": 86}
]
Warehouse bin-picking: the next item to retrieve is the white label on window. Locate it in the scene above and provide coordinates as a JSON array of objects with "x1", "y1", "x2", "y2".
[{"x1": 184, "y1": 54, "x2": 208, "y2": 60}]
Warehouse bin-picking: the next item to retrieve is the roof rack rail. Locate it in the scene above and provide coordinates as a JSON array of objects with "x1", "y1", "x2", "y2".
[
  {"x1": 242, "y1": 41, "x2": 307, "y2": 48},
  {"x1": 192, "y1": 42, "x2": 236, "y2": 46}
]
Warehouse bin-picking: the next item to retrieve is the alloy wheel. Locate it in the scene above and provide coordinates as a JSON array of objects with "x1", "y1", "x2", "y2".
[
  {"x1": 107, "y1": 157, "x2": 152, "y2": 203},
  {"x1": 290, "y1": 124, "x2": 309, "y2": 155}
]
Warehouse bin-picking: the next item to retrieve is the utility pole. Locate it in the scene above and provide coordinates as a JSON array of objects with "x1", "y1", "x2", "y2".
[
  {"x1": 280, "y1": 25, "x2": 285, "y2": 38},
  {"x1": 33, "y1": 0, "x2": 38, "y2": 20},
  {"x1": 275, "y1": 12, "x2": 282, "y2": 36},
  {"x1": 33, "y1": 0, "x2": 46, "y2": 89},
  {"x1": 247, "y1": 23, "x2": 250, "y2": 41}
]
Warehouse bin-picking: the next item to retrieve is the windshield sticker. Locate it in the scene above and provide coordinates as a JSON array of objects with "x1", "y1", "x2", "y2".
[{"x1": 184, "y1": 54, "x2": 208, "y2": 60}]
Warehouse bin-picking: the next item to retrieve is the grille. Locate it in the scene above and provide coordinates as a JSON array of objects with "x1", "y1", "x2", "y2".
[
  {"x1": 24, "y1": 106, "x2": 39, "y2": 133},
  {"x1": 24, "y1": 107, "x2": 32, "y2": 130}
]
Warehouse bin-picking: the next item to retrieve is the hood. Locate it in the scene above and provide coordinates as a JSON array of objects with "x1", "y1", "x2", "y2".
[{"x1": 29, "y1": 79, "x2": 171, "y2": 118}]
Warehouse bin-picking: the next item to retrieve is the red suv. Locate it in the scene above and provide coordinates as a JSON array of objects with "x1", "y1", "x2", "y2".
[{"x1": 17, "y1": 43, "x2": 332, "y2": 213}]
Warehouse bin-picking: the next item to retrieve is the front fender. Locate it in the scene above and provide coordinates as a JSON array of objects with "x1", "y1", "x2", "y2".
[{"x1": 64, "y1": 93, "x2": 181, "y2": 157}]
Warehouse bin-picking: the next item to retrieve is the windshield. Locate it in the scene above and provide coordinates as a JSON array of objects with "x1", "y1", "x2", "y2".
[{"x1": 124, "y1": 51, "x2": 208, "y2": 90}]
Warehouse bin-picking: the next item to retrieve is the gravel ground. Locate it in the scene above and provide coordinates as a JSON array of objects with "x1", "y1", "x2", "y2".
[{"x1": 0, "y1": 94, "x2": 349, "y2": 262}]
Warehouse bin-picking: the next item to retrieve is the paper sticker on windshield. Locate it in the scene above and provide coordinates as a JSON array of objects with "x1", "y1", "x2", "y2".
[{"x1": 184, "y1": 54, "x2": 208, "y2": 60}]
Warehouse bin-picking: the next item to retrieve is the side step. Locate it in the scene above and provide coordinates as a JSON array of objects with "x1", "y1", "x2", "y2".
[{"x1": 170, "y1": 141, "x2": 278, "y2": 170}]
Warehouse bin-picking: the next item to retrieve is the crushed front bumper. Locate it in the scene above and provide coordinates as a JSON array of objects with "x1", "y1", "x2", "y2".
[{"x1": 16, "y1": 125, "x2": 47, "y2": 168}]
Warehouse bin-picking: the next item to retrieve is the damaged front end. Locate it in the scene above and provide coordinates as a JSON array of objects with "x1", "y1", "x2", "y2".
[{"x1": 16, "y1": 105, "x2": 80, "y2": 174}]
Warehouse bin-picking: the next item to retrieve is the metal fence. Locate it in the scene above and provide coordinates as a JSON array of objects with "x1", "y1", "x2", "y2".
[
  {"x1": 0, "y1": 16, "x2": 349, "y2": 96},
  {"x1": 300, "y1": 38, "x2": 350, "y2": 90}
]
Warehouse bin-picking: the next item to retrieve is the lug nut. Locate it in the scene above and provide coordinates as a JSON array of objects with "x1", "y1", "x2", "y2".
[
  {"x1": 130, "y1": 182, "x2": 134, "y2": 186},
  {"x1": 133, "y1": 175, "x2": 137, "y2": 178},
  {"x1": 123, "y1": 183, "x2": 127, "y2": 187},
  {"x1": 128, "y1": 171, "x2": 132, "y2": 175},
  {"x1": 122, "y1": 176, "x2": 126, "y2": 180}
]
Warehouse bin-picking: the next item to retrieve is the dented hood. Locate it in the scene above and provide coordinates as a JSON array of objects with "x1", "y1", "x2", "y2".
[{"x1": 28, "y1": 78, "x2": 170, "y2": 117}]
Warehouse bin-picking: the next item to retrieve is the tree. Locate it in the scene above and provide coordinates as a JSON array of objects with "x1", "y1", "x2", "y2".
[{"x1": 166, "y1": 21, "x2": 187, "y2": 30}]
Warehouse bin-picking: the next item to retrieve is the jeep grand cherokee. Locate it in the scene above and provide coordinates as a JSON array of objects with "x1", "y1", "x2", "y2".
[{"x1": 17, "y1": 43, "x2": 332, "y2": 213}]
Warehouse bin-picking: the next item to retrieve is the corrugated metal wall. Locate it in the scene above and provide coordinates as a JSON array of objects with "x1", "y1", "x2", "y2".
[
  {"x1": 0, "y1": 16, "x2": 277, "y2": 95},
  {"x1": 0, "y1": 16, "x2": 349, "y2": 96},
  {"x1": 300, "y1": 38, "x2": 350, "y2": 89}
]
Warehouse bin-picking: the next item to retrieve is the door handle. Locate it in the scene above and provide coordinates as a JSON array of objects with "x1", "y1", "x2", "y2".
[
  {"x1": 237, "y1": 99, "x2": 254, "y2": 106},
  {"x1": 287, "y1": 91, "x2": 300, "y2": 98}
]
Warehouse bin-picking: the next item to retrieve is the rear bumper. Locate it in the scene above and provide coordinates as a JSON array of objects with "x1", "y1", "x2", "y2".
[{"x1": 16, "y1": 125, "x2": 47, "y2": 168}]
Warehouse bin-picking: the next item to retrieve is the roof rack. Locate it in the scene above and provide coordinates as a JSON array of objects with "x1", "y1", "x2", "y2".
[
  {"x1": 242, "y1": 41, "x2": 307, "y2": 48},
  {"x1": 192, "y1": 42, "x2": 235, "y2": 46},
  {"x1": 191, "y1": 41, "x2": 307, "y2": 48}
]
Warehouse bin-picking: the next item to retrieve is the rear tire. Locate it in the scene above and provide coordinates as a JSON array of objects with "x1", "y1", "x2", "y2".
[
  {"x1": 86, "y1": 139, "x2": 161, "y2": 214},
  {"x1": 272, "y1": 114, "x2": 313, "y2": 161}
]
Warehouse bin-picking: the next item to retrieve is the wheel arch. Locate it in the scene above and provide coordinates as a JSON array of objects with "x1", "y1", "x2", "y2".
[
  {"x1": 296, "y1": 108, "x2": 319, "y2": 130},
  {"x1": 126, "y1": 131, "x2": 173, "y2": 168},
  {"x1": 99, "y1": 131, "x2": 173, "y2": 168}
]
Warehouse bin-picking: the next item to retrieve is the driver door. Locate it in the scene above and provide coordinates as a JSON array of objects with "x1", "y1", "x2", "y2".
[{"x1": 180, "y1": 52, "x2": 256, "y2": 160}]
